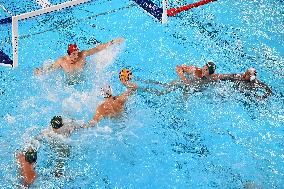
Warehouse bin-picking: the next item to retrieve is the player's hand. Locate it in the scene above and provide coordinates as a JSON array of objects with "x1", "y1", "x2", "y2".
[
  {"x1": 34, "y1": 68, "x2": 42, "y2": 76},
  {"x1": 125, "y1": 82, "x2": 138, "y2": 90},
  {"x1": 112, "y1": 37, "x2": 125, "y2": 44}
]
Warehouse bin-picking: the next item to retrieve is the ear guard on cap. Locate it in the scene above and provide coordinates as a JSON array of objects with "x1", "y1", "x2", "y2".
[
  {"x1": 101, "y1": 85, "x2": 113, "y2": 98},
  {"x1": 67, "y1": 44, "x2": 78, "y2": 55},
  {"x1": 248, "y1": 68, "x2": 257, "y2": 81},
  {"x1": 25, "y1": 148, "x2": 37, "y2": 164},
  {"x1": 206, "y1": 62, "x2": 216, "y2": 75},
  {"x1": 50, "y1": 116, "x2": 63, "y2": 129}
]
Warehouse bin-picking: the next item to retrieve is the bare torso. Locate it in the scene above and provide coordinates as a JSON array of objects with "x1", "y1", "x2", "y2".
[
  {"x1": 193, "y1": 68, "x2": 203, "y2": 78},
  {"x1": 17, "y1": 153, "x2": 36, "y2": 186},
  {"x1": 89, "y1": 84, "x2": 137, "y2": 125},
  {"x1": 97, "y1": 97, "x2": 126, "y2": 118},
  {"x1": 59, "y1": 52, "x2": 86, "y2": 73}
]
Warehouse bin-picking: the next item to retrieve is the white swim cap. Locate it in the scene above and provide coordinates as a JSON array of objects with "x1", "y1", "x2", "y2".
[
  {"x1": 250, "y1": 75, "x2": 256, "y2": 81},
  {"x1": 248, "y1": 67, "x2": 256, "y2": 74},
  {"x1": 101, "y1": 85, "x2": 112, "y2": 98},
  {"x1": 248, "y1": 67, "x2": 257, "y2": 81}
]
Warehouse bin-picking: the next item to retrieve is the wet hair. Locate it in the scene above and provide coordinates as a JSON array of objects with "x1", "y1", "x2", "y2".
[
  {"x1": 206, "y1": 62, "x2": 216, "y2": 75},
  {"x1": 25, "y1": 149, "x2": 37, "y2": 164},
  {"x1": 50, "y1": 116, "x2": 63, "y2": 129}
]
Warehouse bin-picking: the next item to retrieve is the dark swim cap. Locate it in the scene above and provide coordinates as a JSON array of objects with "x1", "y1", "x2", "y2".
[
  {"x1": 25, "y1": 149, "x2": 37, "y2": 164},
  {"x1": 206, "y1": 62, "x2": 216, "y2": 75},
  {"x1": 50, "y1": 116, "x2": 63, "y2": 129}
]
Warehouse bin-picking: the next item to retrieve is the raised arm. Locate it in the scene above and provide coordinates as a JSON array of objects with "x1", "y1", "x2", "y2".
[
  {"x1": 34, "y1": 58, "x2": 62, "y2": 76},
  {"x1": 117, "y1": 82, "x2": 138, "y2": 103},
  {"x1": 176, "y1": 65, "x2": 195, "y2": 83},
  {"x1": 85, "y1": 106, "x2": 104, "y2": 128},
  {"x1": 82, "y1": 37, "x2": 125, "y2": 57}
]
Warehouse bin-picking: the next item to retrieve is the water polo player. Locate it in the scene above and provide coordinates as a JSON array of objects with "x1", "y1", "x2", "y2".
[
  {"x1": 17, "y1": 148, "x2": 37, "y2": 186},
  {"x1": 34, "y1": 37, "x2": 124, "y2": 75},
  {"x1": 176, "y1": 61, "x2": 218, "y2": 83},
  {"x1": 86, "y1": 69, "x2": 137, "y2": 127}
]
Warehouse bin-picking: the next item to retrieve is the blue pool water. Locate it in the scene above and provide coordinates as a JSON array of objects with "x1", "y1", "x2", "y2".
[{"x1": 0, "y1": 0, "x2": 283, "y2": 188}]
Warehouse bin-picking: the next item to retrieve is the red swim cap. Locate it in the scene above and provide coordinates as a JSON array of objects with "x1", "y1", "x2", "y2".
[{"x1": 67, "y1": 44, "x2": 78, "y2": 54}]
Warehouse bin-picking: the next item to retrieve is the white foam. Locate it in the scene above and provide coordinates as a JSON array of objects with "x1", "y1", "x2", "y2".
[
  {"x1": 36, "y1": 0, "x2": 52, "y2": 8},
  {"x1": 42, "y1": 58, "x2": 53, "y2": 68},
  {"x1": 96, "y1": 126, "x2": 113, "y2": 133},
  {"x1": 47, "y1": 92, "x2": 58, "y2": 102},
  {"x1": 22, "y1": 126, "x2": 39, "y2": 151},
  {"x1": 100, "y1": 85, "x2": 112, "y2": 98},
  {"x1": 236, "y1": 39, "x2": 243, "y2": 51},
  {"x1": 278, "y1": 115, "x2": 284, "y2": 121},
  {"x1": 5, "y1": 114, "x2": 16, "y2": 124},
  {"x1": 62, "y1": 91, "x2": 97, "y2": 118},
  {"x1": 92, "y1": 44, "x2": 124, "y2": 73},
  {"x1": 20, "y1": 97, "x2": 36, "y2": 110},
  {"x1": 62, "y1": 96, "x2": 82, "y2": 113},
  {"x1": 30, "y1": 138, "x2": 41, "y2": 151}
]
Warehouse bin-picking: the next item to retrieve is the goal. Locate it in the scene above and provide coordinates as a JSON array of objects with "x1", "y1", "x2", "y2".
[{"x1": 0, "y1": 0, "x2": 90, "y2": 67}]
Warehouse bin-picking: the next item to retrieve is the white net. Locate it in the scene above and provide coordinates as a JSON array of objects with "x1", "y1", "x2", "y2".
[
  {"x1": 0, "y1": 7, "x2": 12, "y2": 67},
  {"x1": 0, "y1": 0, "x2": 91, "y2": 67}
]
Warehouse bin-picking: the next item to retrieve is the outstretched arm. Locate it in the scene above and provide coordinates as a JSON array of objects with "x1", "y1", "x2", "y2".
[
  {"x1": 117, "y1": 82, "x2": 138, "y2": 103},
  {"x1": 34, "y1": 58, "x2": 62, "y2": 76},
  {"x1": 85, "y1": 107, "x2": 104, "y2": 128},
  {"x1": 216, "y1": 73, "x2": 243, "y2": 81},
  {"x1": 66, "y1": 119, "x2": 86, "y2": 132},
  {"x1": 218, "y1": 68, "x2": 258, "y2": 82},
  {"x1": 83, "y1": 37, "x2": 125, "y2": 57},
  {"x1": 135, "y1": 78, "x2": 181, "y2": 96}
]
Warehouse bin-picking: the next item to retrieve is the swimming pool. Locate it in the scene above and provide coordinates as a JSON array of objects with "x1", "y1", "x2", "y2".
[{"x1": 0, "y1": 0, "x2": 283, "y2": 188}]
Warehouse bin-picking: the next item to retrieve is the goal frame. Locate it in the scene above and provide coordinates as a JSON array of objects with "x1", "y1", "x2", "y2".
[{"x1": 10, "y1": 0, "x2": 90, "y2": 67}]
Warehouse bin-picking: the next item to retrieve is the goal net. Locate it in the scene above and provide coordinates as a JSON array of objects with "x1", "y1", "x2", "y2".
[
  {"x1": 0, "y1": 0, "x2": 90, "y2": 67},
  {"x1": 133, "y1": 0, "x2": 216, "y2": 23}
]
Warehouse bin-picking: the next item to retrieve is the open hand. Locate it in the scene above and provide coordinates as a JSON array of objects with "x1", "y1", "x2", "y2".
[
  {"x1": 34, "y1": 68, "x2": 42, "y2": 76},
  {"x1": 125, "y1": 82, "x2": 138, "y2": 90},
  {"x1": 112, "y1": 37, "x2": 125, "y2": 44}
]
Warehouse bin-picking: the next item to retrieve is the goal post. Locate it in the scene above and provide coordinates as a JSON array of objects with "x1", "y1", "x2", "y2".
[
  {"x1": 161, "y1": 0, "x2": 168, "y2": 24},
  {"x1": 0, "y1": 5, "x2": 13, "y2": 67},
  {"x1": 134, "y1": 0, "x2": 216, "y2": 23},
  {"x1": 1, "y1": 0, "x2": 91, "y2": 68}
]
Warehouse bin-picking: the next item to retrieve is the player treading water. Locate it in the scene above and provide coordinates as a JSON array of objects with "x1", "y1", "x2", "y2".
[{"x1": 34, "y1": 38, "x2": 125, "y2": 85}]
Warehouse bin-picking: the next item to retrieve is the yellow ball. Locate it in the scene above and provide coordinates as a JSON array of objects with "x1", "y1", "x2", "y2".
[{"x1": 119, "y1": 69, "x2": 132, "y2": 83}]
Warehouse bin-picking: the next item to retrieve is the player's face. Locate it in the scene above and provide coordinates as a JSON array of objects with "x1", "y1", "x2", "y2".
[
  {"x1": 202, "y1": 65, "x2": 209, "y2": 77},
  {"x1": 70, "y1": 50, "x2": 79, "y2": 63}
]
